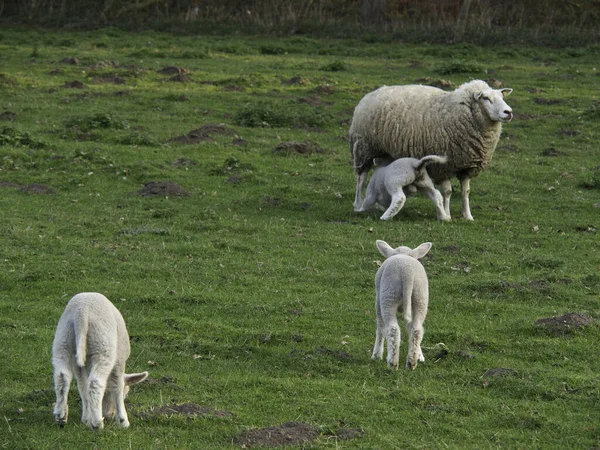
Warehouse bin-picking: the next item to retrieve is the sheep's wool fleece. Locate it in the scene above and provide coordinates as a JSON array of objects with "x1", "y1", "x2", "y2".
[{"x1": 350, "y1": 80, "x2": 503, "y2": 182}]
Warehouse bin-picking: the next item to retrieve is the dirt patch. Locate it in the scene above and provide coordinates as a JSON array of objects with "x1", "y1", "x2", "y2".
[
  {"x1": 20, "y1": 183, "x2": 56, "y2": 195},
  {"x1": 558, "y1": 130, "x2": 582, "y2": 137},
  {"x1": 316, "y1": 346, "x2": 352, "y2": 360},
  {"x1": 236, "y1": 422, "x2": 319, "y2": 448},
  {"x1": 157, "y1": 66, "x2": 189, "y2": 76},
  {"x1": 312, "y1": 85, "x2": 335, "y2": 95},
  {"x1": 535, "y1": 312, "x2": 595, "y2": 335},
  {"x1": 168, "y1": 74, "x2": 192, "y2": 83},
  {"x1": 415, "y1": 77, "x2": 454, "y2": 90},
  {"x1": 541, "y1": 147, "x2": 566, "y2": 157},
  {"x1": 137, "y1": 181, "x2": 189, "y2": 197},
  {"x1": 0, "y1": 181, "x2": 21, "y2": 189},
  {"x1": 169, "y1": 124, "x2": 238, "y2": 144},
  {"x1": 284, "y1": 76, "x2": 310, "y2": 85},
  {"x1": 64, "y1": 80, "x2": 85, "y2": 89},
  {"x1": 0, "y1": 111, "x2": 17, "y2": 121},
  {"x1": 483, "y1": 367, "x2": 517, "y2": 378},
  {"x1": 441, "y1": 245, "x2": 461, "y2": 253},
  {"x1": 147, "y1": 402, "x2": 232, "y2": 418},
  {"x1": 171, "y1": 158, "x2": 197, "y2": 168},
  {"x1": 272, "y1": 141, "x2": 322, "y2": 155},
  {"x1": 534, "y1": 97, "x2": 565, "y2": 105},
  {"x1": 336, "y1": 427, "x2": 365, "y2": 441},
  {"x1": 60, "y1": 57, "x2": 80, "y2": 65},
  {"x1": 93, "y1": 76, "x2": 126, "y2": 85}
]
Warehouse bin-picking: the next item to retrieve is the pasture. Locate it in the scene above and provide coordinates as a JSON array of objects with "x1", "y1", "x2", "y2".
[{"x1": 0, "y1": 28, "x2": 599, "y2": 448}]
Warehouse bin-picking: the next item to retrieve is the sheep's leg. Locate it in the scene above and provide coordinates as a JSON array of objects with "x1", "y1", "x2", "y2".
[
  {"x1": 380, "y1": 192, "x2": 406, "y2": 220},
  {"x1": 459, "y1": 177, "x2": 474, "y2": 221},
  {"x1": 357, "y1": 186, "x2": 377, "y2": 213},
  {"x1": 406, "y1": 320, "x2": 424, "y2": 370},
  {"x1": 417, "y1": 179, "x2": 450, "y2": 221},
  {"x1": 371, "y1": 296, "x2": 385, "y2": 360},
  {"x1": 53, "y1": 368, "x2": 72, "y2": 426},
  {"x1": 439, "y1": 179, "x2": 452, "y2": 220},
  {"x1": 381, "y1": 302, "x2": 401, "y2": 369},
  {"x1": 354, "y1": 171, "x2": 369, "y2": 211}
]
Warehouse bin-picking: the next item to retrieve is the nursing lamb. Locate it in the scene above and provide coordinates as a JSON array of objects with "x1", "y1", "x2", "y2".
[
  {"x1": 350, "y1": 80, "x2": 513, "y2": 220},
  {"x1": 52, "y1": 292, "x2": 148, "y2": 429}
]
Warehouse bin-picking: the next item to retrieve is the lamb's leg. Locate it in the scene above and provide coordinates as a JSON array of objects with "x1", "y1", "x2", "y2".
[
  {"x1": 357, "y1": 185, "x2": 377, "y2": 213},
  {"x1": 459, "y1": 177, "x2": 474, "y2": 221},
  {"x1": 406, "y1": 301, "x2": 427, "y2": 370},
  {"x1": 439, "y1": 179, "x2": 452, "y2": 220},
  {"x1": 371, "y1": 295, "x2": 385, "y2": 360},
  {"x1": 53, "y1": 367, "x2": 72, "y2": 426},
  {"x1": 417, "y1": 179, "x2": 450, "y2": 221},
  {"x1": 112, "y1": 378, "x2": 130, "y2": 428},
  {"x1": 74, "y1": 365, "x2": 90, "y2": 425},
  {"x1": 380, "y1": 191, "x2": 406, "y2": 220},
  {"x1": 86, "y1": 367, "x2": 111, "y2": 430},
  {"x1": 381, "y1": 302, "x2": 401, "y2": 369}
]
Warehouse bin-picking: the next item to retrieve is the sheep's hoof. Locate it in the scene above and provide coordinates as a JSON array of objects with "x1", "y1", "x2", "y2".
[{"x1": 54, "y1": 415, "x2": 67, "y2": 427}]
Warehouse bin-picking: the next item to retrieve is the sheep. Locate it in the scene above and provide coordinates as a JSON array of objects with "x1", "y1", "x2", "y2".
[
  {"x1": 371, "y1": 240, "x2": 432, "y2": 370},
  {"x1": 356, "y1": 155, "x2": 449, "y2": 221},
  {"x1": 350, "y1": 79, "x2": 513, "y2": 220},
  {"x1": 52, "y1": 292, "x2": 148, "y2": 429}
]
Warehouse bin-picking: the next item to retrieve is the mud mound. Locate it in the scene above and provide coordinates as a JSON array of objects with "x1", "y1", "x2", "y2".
[
  {"x1": 138, "y1": 181, "x2": 189, "y2": 197},
  {"x1": 0, "y1": 111, "x2": 17, "y2": 121},
  {"x1": 169, "y1": 124, "x2": 238, "y2": 144},
  {"x1": 236, "y1": 422, "x2": 318, "y2": 448},
  {"x1": 272, "y1": 141, "x2": 322, "y2": 155},
  {"x1": 60, "y1": 57, "x2": 80, "y2": 65},
  {"x1": 93, "y1": 76, "x2": 126, "y2": 85},
  {"x1": 535, "y1": 312, "x2": 595, "y2": 335},
  {"x1": 20, "y1": 183, "x2": 56, "y2": 195},
  {"x1": 147, "y1": 402, "x2": 232, "y2": 418},
  {"x1": 64, "y1": 80, "x2": 85, "y2": 89},
  {"x1": 157, "y1": 66, "x2": 189, "y2": 76}
]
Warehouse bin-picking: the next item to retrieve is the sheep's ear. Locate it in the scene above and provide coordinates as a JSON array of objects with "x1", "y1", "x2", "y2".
[
  {"x1": 411, "y1": 242, "x2": 432, "y2": 259},
  {"x1": 474, "y1": 91, "x2": 483, "y2": 100},
  {"x1": 124, "y1": 372, "x2": 149, "y2": 386},
  {"x1": 376, "y1": 240, "x2": 396, "y2": 258},
  {"x1": 500, "y1": 88, "x2": 513, "y2": 97},
  {"x1": 373, "y1": 158, "x2": 382, "y2": 166}
]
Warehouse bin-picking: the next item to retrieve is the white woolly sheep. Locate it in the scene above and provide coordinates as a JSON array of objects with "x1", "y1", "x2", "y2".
[
  {"x1": 52, "y1": 292, "x2": 148, "y2": 429},
  {"x1": 356, "y1": 155, "x2": 449, "y2": 221},
  {"x1": 350, "y1": 80, "x2": 513, "y2": 220},
  {"x1": 371, "y1": 240, "x2": 432, "y2": 370}
]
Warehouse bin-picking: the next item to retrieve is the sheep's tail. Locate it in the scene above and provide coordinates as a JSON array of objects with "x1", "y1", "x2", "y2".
[
  {"x1": 416, "y1": 155, "x2": 447, "y2": 170},
  {"x1": 73, "y1": 311, "x2": 88, "y2": 367}
]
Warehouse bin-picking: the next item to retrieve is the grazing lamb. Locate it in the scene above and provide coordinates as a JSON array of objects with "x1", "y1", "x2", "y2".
[
  {"x1": 52, "y1": 292, "x2": 148, "y2": 429},
  {"x1": 371, "y1": 240, "x2": 432, "y2": 370},
  {"x1": 350, "y1": 80, "x2": 513, "y2": 220},
  {"x1": 356, "y1": 155, "x2": 449, "y2": 221}
]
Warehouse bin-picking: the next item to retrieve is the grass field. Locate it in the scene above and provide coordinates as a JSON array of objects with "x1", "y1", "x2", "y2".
[{"x1": 0, "y1": 27, "x2": 599, "y2": 449}]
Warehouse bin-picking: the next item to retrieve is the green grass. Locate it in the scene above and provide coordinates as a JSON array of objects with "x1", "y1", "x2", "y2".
[{"x1": 0, "y1": 27, "x2": 599, "y2": 449}]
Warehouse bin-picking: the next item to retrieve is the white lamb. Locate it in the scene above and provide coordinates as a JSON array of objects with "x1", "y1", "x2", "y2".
[
  {"x1": 371, "y1": 240, "x2": 432, "y2": 370},
  {"x1": 52, "y1": 292, "x2": 148, "y2": 429},
  {"x1": 350, "y1": 80, "x2": 513, "y2": 220},
  {"x1": 356, "y1": 155, "x2": 449, "y2": 221}
]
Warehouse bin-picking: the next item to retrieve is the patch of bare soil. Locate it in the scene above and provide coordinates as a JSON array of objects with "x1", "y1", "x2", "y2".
[
  {"x1": 157, "y1": 66, "x2": 189, "y2": 76},
  {"x1": 171, "y1": 158, "x2": 197, "y2": 168},
  {"x1": 93, "y1": 76, "x2": 126, "y2": 85},
  {"x1": 541, "y1": 147, "x2": 566, "y2": 157},
  {"x1": 272, "y1": 141, "x2": 323, "y2": 155},
  {"x1": 169, "y1": 124, "x2": 238, "y2": 144},
  {"x1": 0, "y1": 111, "x2": 17, "y2": 121},
  {"x1": 168, "y1": 74, "x2": 192, "y2": 83},
  {"x1": 137, "y1": 181, "x2": 189, "y2": 197},
  {"x1": 312, "y1": 85, "x2": 335, "y2": 95},
  {"x1": 414, "y1": 77, "x2": 454, "y2": 90},
  {"x1": 0, "y1": 181, "x2": 21, "y2": 188},
  {"x1": 236, "y1": 422, "x2": 319, "y2": 448},
  {"x1": 483, "y1": 367, "x2": 517, "y2": 378},
  {"x1": 147, "y1": 402, "x2": 232, "y2": 418},
  {"x1": 534, "y1": 97, "x2": 565, "y2": 105},
  {"x1": 535, "y1": 312, "x2": 595, "y2": 335},
  {"x1": 284, "y1": 76, "x2": 310, "y2": 85},
  {"x1": 60, "y1": 57, "x2": 80, "y2": 65},
  {"x1": 20, "y1": 183, "x2": 56, "y2": 195},
  {"x1": 64, "y1": 80, "x2": 85, "y2": 89}
]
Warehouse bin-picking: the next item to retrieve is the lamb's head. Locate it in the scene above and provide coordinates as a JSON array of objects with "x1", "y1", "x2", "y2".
[
  {"x1": 101, "y1": 372, "x2": 148, "y2": 419},
  {"x1": 474, "y1": 87, "x2": 513, "y2": 123},
  {"x1": 376, "y1": 240, "x2": 432, "y2": 260}
]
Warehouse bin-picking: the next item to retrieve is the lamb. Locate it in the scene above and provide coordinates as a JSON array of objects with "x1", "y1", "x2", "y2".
[
  {"x1": 350, "y1": 80, "x2": 513, "y2": 220},
  {"x1": 356, "y1": 155, "x2": 449, "y2": 221},
  {"x1": 371, "y1": 240, "x2": 432, "y2": 370},
  {"x1": 52, "y1": 292, "x2": 148, "y2": 429}
]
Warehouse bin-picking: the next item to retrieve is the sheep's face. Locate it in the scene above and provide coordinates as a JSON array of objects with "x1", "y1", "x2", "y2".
[
  {"x1": 474, "y1": 88, "x2": 513, "y2": 123},
  {"x1": 376, "y1": 240, "x2": 432, "y2": 260}
]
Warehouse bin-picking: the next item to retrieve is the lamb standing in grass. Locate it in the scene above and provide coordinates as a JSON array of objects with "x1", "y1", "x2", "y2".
[
  {"x1": 371, "y1": 240, "x2": 432, "y2": 370},
  {"x1": 52, "y1": 292, "x2": 148, "y2": 429},
  {"x1": 356, "y1": 155, "x2": 449, "y2": 221},
  {"x1": 350, "y1": 80, "x2": 513, "y2": 220}
]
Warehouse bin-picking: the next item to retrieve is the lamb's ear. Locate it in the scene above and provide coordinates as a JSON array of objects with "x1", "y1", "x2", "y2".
[
  {"x1": 500, "y1": 88, "x2": 513, "y2": 97},
  {"x1": 376, "y1": 240, "x2": 396, "y2": 258},
  {"x1": 474, "y1": 91, "x2": 483, "y2": 101},
  {"x1": 124, "y1": 372, "x2": 149, "y2": 386},
  {"x1": 411, "y1": 242, "x2": 432, "y2": 259}
]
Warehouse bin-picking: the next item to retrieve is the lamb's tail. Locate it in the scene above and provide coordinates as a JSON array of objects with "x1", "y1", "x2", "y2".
[
  {"x1": 73, "y1": 312, "x2": 88, "y2": 368},
  {"x1": 415, "y1": 155, "x2": 447, "y2": 170}
]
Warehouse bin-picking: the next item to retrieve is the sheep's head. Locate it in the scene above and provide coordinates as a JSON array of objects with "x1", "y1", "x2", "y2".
[
  {"x1": 376, "y1": 240, "x2": 432, "y2": 260},
  {"x1": 474, "y1": 87, "x2": 513, "y2": 123}
]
